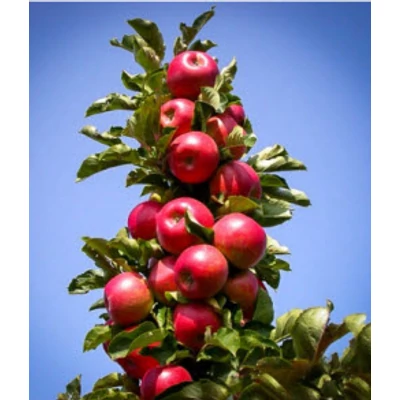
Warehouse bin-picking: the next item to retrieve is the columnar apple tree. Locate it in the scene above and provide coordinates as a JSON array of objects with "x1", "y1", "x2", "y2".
[{"x1": 59, "y1": 7, "x2": 371, "y2": 400}]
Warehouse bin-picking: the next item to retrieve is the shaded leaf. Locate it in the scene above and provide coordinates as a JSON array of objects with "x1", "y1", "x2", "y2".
[
  {"x1": 126, "y1": 169, "x2": 167, "y2": 188},
  {"x1": 93, "y1": 373, "x2": 123, "y2": 391},
  {"x1": 205, "y1": 327, "x2": 241, "y2": 356},
  {"x1": 189, "y1": 39, "x2": 217, "y2": 52},
  {"x1": 121, "y1": 70, "x2": 146, "y2": 92},
  {"x1": 64, "y1": 375, "x2": 81, "y2": 400},
  {"x1": 80, "y1": 125, "x2": 123, "y2": 146},
  {"x1": 68, "y1": 269, "x2": 107, "y2": 295},
  {"x1": 342, "y1": 376, "x2": 371, "y2": 399},
  {"x1": 140, "y1": 333, "x2": 179, "y2": 365},
  {"x1": 253, "y1": 288, "x2": 274, "y2": 325},
  {"x1": 110, "y1": 35, "x2": 136, "y2": 53},
  {"x1": 128, "y1": 18, "x2": 165, "y2": 60},
  {"x1": 289, "y1": 384, "x2": 321, "y2": 399},
  {"x1": 265, "y1": 187, "x2": 311, "y2": 207},
  {"x1": 257, "y1": 374, "x2": 290, "y2": 400},
  {"x1": 259, "y1": 174, "x2": 289, "y2": 189},
  {"x1": 238, "y1": 383, "x2": 270, "y2": 400},
  {"x1": 184, "y1": 210, "x2": 214, "y2": 243},
  {"x1": 83, "y1": 324, "x2": 111, "y2": 352},
  {"x1": 85, "y1": 93, "x2": 139, "y2": 117},
  {"x1": 199, "y1": 87, "x2": 227, "y2": 114},
  {"x1": 214, "y1": 57, "x2": 237, "y2": 93},
  {"x1": 270, "y1": 309, "x2": 303, "y2": 343},
  {"x1": 82, "y1": 388, "x2": 139, "y2": 400},
  {"x1": 217, "y1": 196, "x2": 259, "y2": 216},
  {"x1": 179, "y1": 7, "x2": 216, "y2": 46},
  {"x1": 89, "y1": 298, "x2": 106, "y2": 311}
]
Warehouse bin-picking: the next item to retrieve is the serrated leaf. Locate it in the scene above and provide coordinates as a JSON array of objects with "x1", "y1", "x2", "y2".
[
  {"x1": 214, "y1": 57, "x2": 237, "y2": 93},
  {"x1": 121, "y1": 70, "x2": 146, "y2": 92},
  {"x1": 80, "y1": 125, "x2": 123, "y2": 146},
  {"x1": 251, "y1": 197, "x2": 292, "y2": 227},
  {"x1": 127, "y1": 18, "x2": 165, "y2": 60},
  {"x1": 178, "y1": 6, "x2": 216, "y2": 46},
  {"x1": 270, "y1": 309, "x2": 303, "y2": 342},
  {"x1": 157, "y1": 379, "x2": 229, "y2": 400},
  {"x1": 108, "y1": 321, "x2": 162, "y2": 359},
  {"x1": 76, "y1": 144, "x2": 143, "y2": 182},
  {"x1": 291, "y1": 306, "x2": 331, "y2": 361},
  {"x1": 89, "y1": 298, "x2": 106, "y2": 311},
  {"x1": 83, "y1": 324, "x2": 111, "y2": 352},
  {"x1": 189, "y1": 39, "x2": 217, "y2": 52},
  {"x1": 85, "y1": 93, "x2": 139, "y2": 117},
  {"x1": 267, "y1": 236, "x2": 290, "y2": 255},
  {"x1": 68, "y1": 269, "x2": 107, "y2": 295},
  {"x1": 82, "y1": 389, "x2": 139, "y2": 400},
  {"x1": 93, "y1": 373, "x2": 123, "y2": 391},
  {"x1": 265, "y1": 187, "x2": 311, "y2": 207},
  {"x1": 253, "y1": 288, "x2": 274, "y2": 326},
  {"x1": 259, "y1": 174, "x2": 289, "y2": 189},
  {"x1": 184, "y1": 210, "x2": 214, "y2": 243},
  {"x1": 199, "y1": 87, "x2": 227, "y2": 113}
]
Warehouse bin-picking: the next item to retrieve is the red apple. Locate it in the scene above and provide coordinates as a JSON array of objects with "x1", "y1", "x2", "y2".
[
  {"x1": 223, "y1": 270, "x2": 259, "y2": 311},
  {"x1": 103, "y1": 321, "x2": 160, "y2": 380},
  {"x1": 156, "y1": 197, "x2": 214, "y2": 255},
  {"x1": 173, "y1": 302, "x2": 221, "y2": 351},
  {"x1": 160, "y1": 98, "x2": 195, "y2": 138},
  {"x1": 148, "y1": 256, "x2": 178, "y2": 304},
  {"x1": 223, "y1": 104, "x2": 246, "y2": 126},
  {"x1": 166, "y1": 51, "x2": 219, "y2": 100},
  {"x1": 141, "y1": 365, "x2": 193, "y2": 400},
  {"x1": 127, "y1": 200, "x2": 163, "y2": 241},
  {"x1": 175, "y1": 244, "x2": 229, "y2": 300},
  {"x1": 104, "y1": 272, "x2": 154, "y2": 326},
  {"x1": 210, "y1": 160, "x2": 262, "y2": 199},
  {"x1": 167, "y1": 131, "x2": 220, "y2": 184},
  {"x1": 213, "y1": 213, "x2": 267, "y2": 269},
  {"x1": 206, "y1": 113, "x2": 237, "y2": 147}
]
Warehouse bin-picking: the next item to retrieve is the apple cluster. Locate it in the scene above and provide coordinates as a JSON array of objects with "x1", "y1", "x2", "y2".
[{"x1": 102, "y1": 50, "x2": 268, "y2": 399}]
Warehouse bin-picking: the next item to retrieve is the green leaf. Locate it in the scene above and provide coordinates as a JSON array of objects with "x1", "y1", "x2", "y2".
[
  {"x1": 178, "y1": 6, "x2": 216, "y2": 47},
  {"x1": 89, "y1": 298, "x2": 106, "y2": 311},
  {"x1": 192, "y1": 100, "x2": 214, "y2": 131},
  {"x1": 251, "y1": 197, "x2": 292, "y2": 227},
  {"x1": 76, "y1": 144, "x2": 143, "y2": 182},
  {"x1": 259, "y1": 174, "x2": 289, "y2": 189},
  {"x1": 132, "y1": 35, "x2": 161, "y2": 72},
  {"x1": 248, "y1": 145, "x2": 307, "y2": 173},
  {"x1": 240, "y1": 329, "x2": 281, "y2": 353},
  {"x1": 238, "y1": 383, "x2": 270, "y2": 400},
  {"x1": 164, "y1": 290, "x2": 189, "y2": 304},
  {"x1": 252, "y1": 288, "x2": 274, "y2": 325},
  {"x1": 265, "y1": 187, "x2": 311, "y2": 207},
  {"x1": 157, "y1": 379, "x2": 229, "y2": 400},
  {"x1": 110, "y1": 35, "x2": 136, "y2": 53},
  {"x1": 82, "y1": 389, "x2": 139, "y2": 400},
  {"x1": 217, "y1": 196, "x2": 260, "y2": 216},
  {"x1": 62, "y1": 375, "x2": 81, "y2": 400},
  {"x1": 68, "y1": 269, "x2": 107, "y2": 295},
  {"x1": 85, "y1": 93, "x2": 139, "y2": 117},
  {"x1": 108, "y1": 321, "x2": 162, "y2": 359},
  {"x1": 291, "y1": 306, "x2": 331, "y2": 361},
  {"x1": 189, "y1": 39, "x2": 217, "y2": 52},
  {"x1": 270, "y1": 309, "x2": 303, "y2": 343},
  {"x1": 140, "y1": 333, "x2": 179, "y2": 365},
  {"x1": 344, "y1": 313, "x2": 367, "y2": 337},
  {"x1": 108, "y1": 236, "x2": 141, "y2": 261},
  {"x1": 289, "y1": 384, "x2": 321, "y2": 399},
  {"x1": 126, "y1": 169, "x2": 167, "y2": 188},
  {"x1": 199, "y1": 87, "x2": 227, "y2": 113},
  {"x1": 83, "y1": 324, "x2": 111, "y2": 352},
  {"x1": 255, "y1": 265, "x2": 281, "y2": 290},
  {"x1": 257, "y1": 374, "x2": 290, "y2": 400},
  {"x1": 267, "y1": 236, "x2": 290, "y2": 255},
  {"x1": 127, "y1": 18, "x2": 165, "y2": 60},
  {"x1": 121, "y1": 70, "x2": 146, "y2": 92},
  {"x1": 214, "y1": 57, "x2": 237, "y2": 93},
  {"x1": 173, "y1": 36, "x2": 187, "y2": 55},
  {"x1": 93, "y1": 373, "x2": 123, "y2": 391},
  {"x1": 342, "y1": 376, "x2": 371, "y2": 399},
  {"x1": 80, "y1": 125, "x2": 123, "y2": 146},
  {"x1": 205, "y1": 327, "x2": 241, "y2": 356},
  {"x1": 184, "y1": 210, "x2": 214, "y2": 243}
]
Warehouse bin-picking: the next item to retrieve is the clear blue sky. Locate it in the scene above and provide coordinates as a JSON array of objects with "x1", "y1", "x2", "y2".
[{"x1": 30, "y1": 2, "x2": 370, "y2": 399}]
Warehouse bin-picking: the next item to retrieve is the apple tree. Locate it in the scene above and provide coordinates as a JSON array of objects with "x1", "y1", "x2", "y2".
[{"x1": 59, "y1": 7, "x2": 371, "y2": 400}]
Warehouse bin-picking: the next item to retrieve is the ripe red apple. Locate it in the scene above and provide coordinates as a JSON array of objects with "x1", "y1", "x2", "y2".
[
  {"x1": 166, "y1": 50, "x2": 219, "y2": 100},
  {"x1": 156, "y1": 197, "x2": 214, "y2": 255},
  {"x1": 160, "y1": 98, "x2": 195, "y2": 138},
  {"x1": 148, "y1": 256, "x2": 178, "y2": 304},
  {"x1": 206, "y1": 113, "x2": 237, "y2": 147},
  {"x1": 103, "y1": 321, "x2": 160, "y2": 380},
  {"x1": 141, "y1": 365, "x2": 193, "y2": 400},
  {"x1": 127, "y1": 200, "x2": 163, "y2": 241},
  {"x1": 167, "y1": 131, "x2": 220, "y2": 184},
  {"x1": 173, "y1": 302, "x2": 221, "y2": 351},
  {"x1": 223, "y1": 270, "x2": 259, "y2": 311},
  {"x1": 223, "y1": 104, "x2": 246, "y2": 126},
  {"x1": 104, "y1": 272, "x2": 154, "y2": 326},
  {"x1": 213, "y1": 213, "x2": 267, "y2": 269},
  {"x1": 210, "y1": 160, "x2": 262, "y2": 199},
  {"x1": 175, "y1": 244, "x2": 229, "y2": 300}
]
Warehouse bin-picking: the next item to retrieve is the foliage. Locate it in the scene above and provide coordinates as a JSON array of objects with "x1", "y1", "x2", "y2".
[{"x1": 60, "y1": 7, "x2": 371, "y2": 400}]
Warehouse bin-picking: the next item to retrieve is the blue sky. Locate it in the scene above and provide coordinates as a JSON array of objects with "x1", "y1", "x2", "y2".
[{"x1": 30, "y1": 2, "x2": 370, "y2": 399}]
